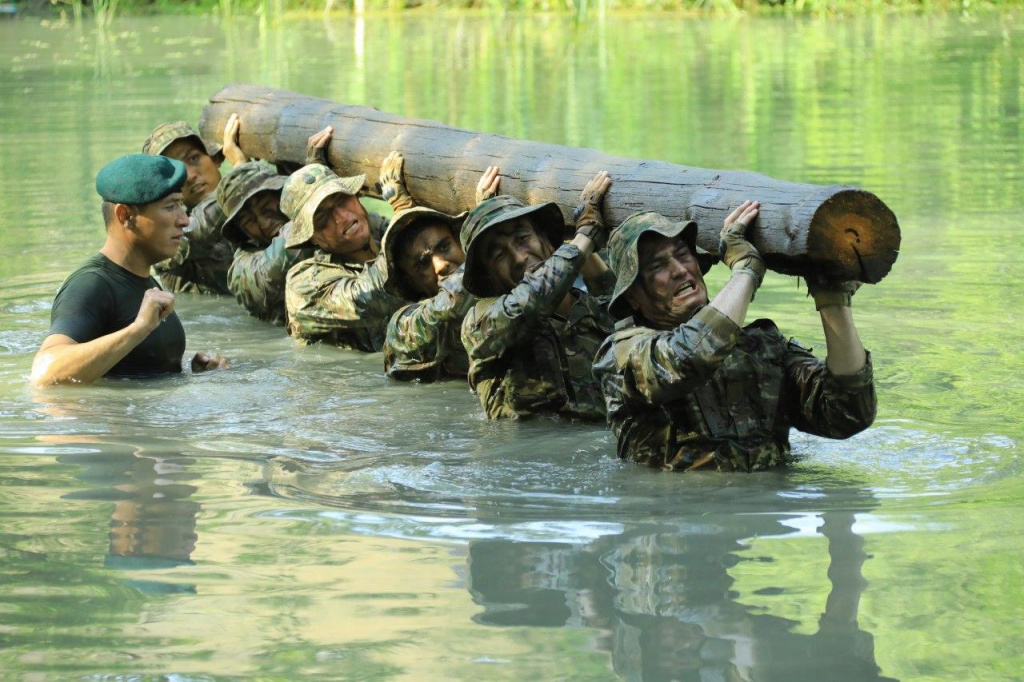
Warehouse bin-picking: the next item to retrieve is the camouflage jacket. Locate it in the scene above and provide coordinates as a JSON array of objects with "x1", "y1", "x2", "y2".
[
  {"x1": 592, "y1": 306, "x2": 876, "y2": 472},
  {"x1": 284, "y1": 213, "x2": 403, "y2": 351},
  {"x1": 461, "y1": 243, "x2": 615, "y2": 421},
  {"x1": 152, "y1": 195, "x2": 233, "y2": 295},
  {"x1": 384, "y1": 266, "x2": 475, "y2": 381},
  {"x1": 226, "y1": 222, "x2": 314, "y2": 326}
]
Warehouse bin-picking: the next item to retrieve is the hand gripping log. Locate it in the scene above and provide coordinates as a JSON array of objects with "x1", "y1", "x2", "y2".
[{"x1": 200, "y1": 83, "x2": 900, "y2": 283}]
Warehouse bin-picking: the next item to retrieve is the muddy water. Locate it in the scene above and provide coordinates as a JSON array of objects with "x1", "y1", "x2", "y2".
[{"x1": 0, "y1": 11, "x2": 1022, "y2": 679}]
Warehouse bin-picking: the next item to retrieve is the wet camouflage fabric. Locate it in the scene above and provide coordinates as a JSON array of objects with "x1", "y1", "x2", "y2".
[
  {"x1": 151, "y1": 195, "x2": 233, "y2": 295},
  {"x1": 227, "y1": 222, "x2": 315, "y2": 325},
  {"x1": 461, "y1": 243, "x2": 615, "y2": 420},
  {"x1": 384, "y1": 266, "x2": 475, "y2": 381},
  {"x1": 284, "y1": 213, "x2": 405, "y2": 351},
  {"x1": 592, "y1": 306, "x2": 876, "y2": 471},
  {"x1": 141, "y1": 121, "x2": 221, "y2": 158}
]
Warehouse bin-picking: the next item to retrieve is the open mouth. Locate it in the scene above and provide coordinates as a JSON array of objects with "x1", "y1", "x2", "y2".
[
  {"x1": 674, "y1": 282, "x2": 696, "y2": 297},
  {"x1": 342, "y1": 220, "x2": 361, "y2": 237}
]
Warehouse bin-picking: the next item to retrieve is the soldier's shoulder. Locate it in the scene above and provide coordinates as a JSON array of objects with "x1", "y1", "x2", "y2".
[{"x1": 193, "y1": 194, "x2": 226, "y2": 224}]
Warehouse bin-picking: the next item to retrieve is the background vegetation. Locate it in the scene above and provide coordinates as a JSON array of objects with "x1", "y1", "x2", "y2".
[{"x1": 12, "y1": 0, "x2": 1024, "y2": 28}]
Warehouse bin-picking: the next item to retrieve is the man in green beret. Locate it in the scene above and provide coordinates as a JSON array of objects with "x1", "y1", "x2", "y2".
[
  {"x1": 281, "y1": 159, "x2": 405, "y2": 351},
  {"x1": 591, "y1": 201, "x2": 876, "y2": 472},
  {"x1": 30, "y1": 155, "x2": 228, "y2": 386},
  {"x1": 380, "y1": 163, "x2": 502, "y2": 381},
  {"x1": 218, "y1": 161, "x2": 314, "y2": 325},
  {"x1": 459, "y1": 171, "x2": 616, "y2": 420},
  {"x1": 142, "y1": 115, "x2": 248, "y2": 295}
]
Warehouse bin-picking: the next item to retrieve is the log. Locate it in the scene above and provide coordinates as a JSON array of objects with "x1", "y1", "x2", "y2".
[{"x1": 200, "y1": 84, "x2": 900, "y2": 283}]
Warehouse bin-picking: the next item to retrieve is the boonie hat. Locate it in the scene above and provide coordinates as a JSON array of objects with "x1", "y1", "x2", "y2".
[
  {"x1": 607, "y1": 211, "x2": 716, "y2": 319},
  {"x1": 142, "y1": 121, "x2": 223, "y2": 159},
  {"x1": 460, "y1": 195, "x2": 566, "y2": 298},
  {"x1": 380, "y1": 207, "x2": 467, "y2": 300},
  {"x1": 217, "y1": 161, "x2": 287, "y2": 245},
  {"x1": 281, "y1": 164, "x2": 366, "y2": 249},
  {"x1": 96, "y1": 154, "x2": 187, "y2": 205}
]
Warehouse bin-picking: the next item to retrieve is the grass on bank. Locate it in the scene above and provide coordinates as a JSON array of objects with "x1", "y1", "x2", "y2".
[{"x1": 25, "y1": 0, "x2": 1024, "y2": 26}]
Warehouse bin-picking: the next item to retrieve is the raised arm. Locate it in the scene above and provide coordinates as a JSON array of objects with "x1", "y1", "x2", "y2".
[
  {"x1": 384, "y1": 267, "x2": 474, "y2": 379},
  {"x1": 31, "y1": 288, "x2": 174, "y2": 386}
]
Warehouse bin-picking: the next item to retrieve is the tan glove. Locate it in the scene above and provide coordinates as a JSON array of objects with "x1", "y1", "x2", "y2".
[
  {"x1": 305, "y1": 125, "x2": 333, "y2": 166},
  {"x1": 805, "y1": 276, "x2": 861, "y2": 310},
  {"x1": 379, "y1": 151, "x2": 416, "y2": 213},
  {"x1": 572, "y1": 170, "x2": 612, "y2": 250},
  {"x1": 719, "y1": 200, "x2": 766, "y2": 291}
]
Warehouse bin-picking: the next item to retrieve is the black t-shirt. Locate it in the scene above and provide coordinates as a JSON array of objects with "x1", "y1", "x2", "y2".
[{"x1": 49, "y1": 253, "x2": 186, "y2": 377}]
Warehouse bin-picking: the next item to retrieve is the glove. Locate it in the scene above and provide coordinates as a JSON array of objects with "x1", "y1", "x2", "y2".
[
  {"x1": 718, "y1": 218, "x2": 766, "y2": 291},
  {"x1": 805, "y1": 276, "x2": 861, "y2": 310},
  {"x1": 379, "y1": 151, "x2": 416, "y2": 213},
  {"x1": 573, "y1": 170, "x2": 612, "y2": 251}
]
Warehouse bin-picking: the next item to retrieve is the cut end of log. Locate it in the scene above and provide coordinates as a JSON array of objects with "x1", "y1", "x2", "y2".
[{"x1": 807, "y1": 189, "x2": 901, "y2": 283}]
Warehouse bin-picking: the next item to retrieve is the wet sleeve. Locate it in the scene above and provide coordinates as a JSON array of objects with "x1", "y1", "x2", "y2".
[
  {"x1": 784, "y1": 343, "x2": 877, "y2": 439},
  {"x1": 227, "y1": 228, "x2": 310, "y2": 318},
  {"x1": 462, "y1": 243, "x2": 585, "y2": 364},
  {"x1": 618, "y1": 306, "x2": 741, "y2": 406},
  {"x1": 48, "y1": 271, "x2": 115, "y2": 343},
  {"x1": 384, "y1": 269, "x2": 473, "y2": 379}
]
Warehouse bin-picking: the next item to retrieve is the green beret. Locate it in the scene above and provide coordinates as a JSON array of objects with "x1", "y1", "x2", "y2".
[{"x1": 95, "y1": 154, "x2": 187, "y2": 205}]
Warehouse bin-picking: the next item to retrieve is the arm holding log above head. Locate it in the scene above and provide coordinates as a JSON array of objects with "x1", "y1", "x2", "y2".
[{"x1": 199, "y1": 84, "x2": 900, "y2": 283}]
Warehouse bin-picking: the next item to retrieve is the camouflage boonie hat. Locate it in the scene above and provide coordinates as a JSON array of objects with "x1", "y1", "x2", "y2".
[
  {"x1": 607, "y1": 212, "x2": 716, "y2": 319},
  {"x1": 142, "y1": 121, "x2": 222, "y2": 159},
  {"x1": 381, "y1": 207, "x2": 467, "y2": 300},
  {"x1": 217, "y1": 161, "x2": 287, "y2": 245},
  {"x1": 281, "y1": 164, "x2": 366, "y2": 249},
  {"x1": 460, "y1": 195, "x2": 566, "y2": 298}
]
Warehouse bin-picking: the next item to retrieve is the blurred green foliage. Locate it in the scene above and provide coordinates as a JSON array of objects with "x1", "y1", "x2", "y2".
[{"x1": 31, "y1": 0, "x2": 1024, "y2": 21}]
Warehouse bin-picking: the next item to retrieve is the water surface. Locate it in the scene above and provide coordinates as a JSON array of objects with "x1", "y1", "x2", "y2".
[{"x1": 0, "y1": 11, "x2": 1022, "y2": 680}]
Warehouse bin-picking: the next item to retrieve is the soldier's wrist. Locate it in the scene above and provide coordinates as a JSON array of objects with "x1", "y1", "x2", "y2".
[{"x1": 811, "y1": 290, "x2": 852, "y2": 310}]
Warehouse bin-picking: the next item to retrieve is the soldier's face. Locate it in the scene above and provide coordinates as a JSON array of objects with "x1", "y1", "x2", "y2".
[
  {"x1": 625, "y1": 233, "x2": 708, "y2": 328},
  {"x1": 128, "y1": 192, "x2": 190, "y2": 264},
  {"x1": 311, "y1": 193, "x2": 371, "y2": 256},
  {"x1": 396, "y1": 223, "x2": 464, "y2": 298},
  {"x1": 162, "y1": 139, "x2": 221, "y2": 210},
  {"x1": 237, "y1": 191, "x2": 288, "y2": 246},
  {"x1": 478, "y1": 218, "x2": 554, "y2": 294}
]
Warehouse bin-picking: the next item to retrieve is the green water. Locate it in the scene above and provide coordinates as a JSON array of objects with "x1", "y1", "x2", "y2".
[{"x1": 0, "y1": 11, "x2": 1022, "y2": 680}]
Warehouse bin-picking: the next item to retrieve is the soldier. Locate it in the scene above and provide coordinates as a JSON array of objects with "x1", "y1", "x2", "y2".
[
  {"x1": 141, "y1": 114, "x2": 247, "y2": 295},
  {"x1": 281, "y1": 157, "x2": 406, "y2": 351},
  {"x1": 217, "y1": 161, "x2": 314, "y2": 325},
  {"x1": 31, "y1": 155, "x2": 228, "y2": 386},
  {"x1": 459, "y1": 172, "x2": 616, "y2": 420},
  {"x1": 382, "y1": 165, "x2": 501, "y2": 381},
  {"x1": 592, "y1": 202, "x2": 876, "y2": 471}
]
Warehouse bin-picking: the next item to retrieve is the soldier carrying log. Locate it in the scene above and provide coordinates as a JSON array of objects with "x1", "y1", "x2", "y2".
[{"x1": 592, "y1": 203, "x2": 876, "y2": 471}]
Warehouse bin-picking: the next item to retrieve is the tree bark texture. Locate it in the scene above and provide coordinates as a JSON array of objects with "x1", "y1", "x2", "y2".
[{"x1": 200, "y1": 84, "x2": 900, "y2": 283}]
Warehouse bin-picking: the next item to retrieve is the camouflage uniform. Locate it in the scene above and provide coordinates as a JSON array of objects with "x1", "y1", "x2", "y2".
[
  {"x1": 218, "y1": 161, "x2": 312, "y2": 325},
  {"x1": 228, "y1": 223, "x2": 314, "y2": 325},
  {"x1": 384, "y1": 266, "x2": 474, "y2": 380},
  {"x1": 379, "y1": 207, "x2": 472, "y2": 381},
  {"x1": 593, "y1": 212, "x2": 876, "y2": 472},
  {"x1": 143, "y1": 121, "x2": 232, "y2": 295},
  {"x1": 280, "y1": 164, "x2": 403, "y2": 350},
  {"x1": 459, "y1": 196, "x2": 615, "y2": 420}
]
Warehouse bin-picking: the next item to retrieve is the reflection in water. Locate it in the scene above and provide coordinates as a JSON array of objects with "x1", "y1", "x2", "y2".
[
  {"x1": 468, "y1": 489, "x2": 895, "y2": 681},
  {"x1": 49, "y1": 435, "x2": 200, "y2": 594}
]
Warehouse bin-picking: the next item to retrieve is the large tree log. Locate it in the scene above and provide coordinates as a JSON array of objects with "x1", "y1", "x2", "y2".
[{"x1": 200, "y1": 84, "x2": 900, "y2": 283}]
